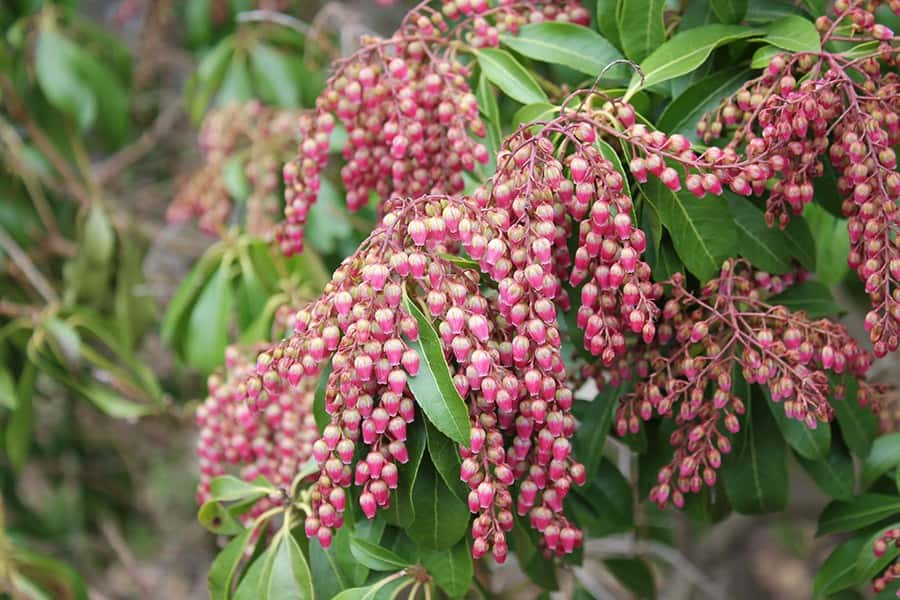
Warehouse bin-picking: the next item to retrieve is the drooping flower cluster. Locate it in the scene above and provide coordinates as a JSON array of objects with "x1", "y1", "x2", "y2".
[
  {"x1": 169, "y1": 102, "x2": 300, "y2": 236},
  {"x1": 616, "y1": 259, "x2": 874, "y2": 509},
  {"x1": 874, "y1": 527, "x2": 900, "y2": 596},
  {"x1": 278, "y1": 0, "x2": 588, "y2": 255},
  {"x1": 693, "y1": 1, "x2": 900, "y2": 355},
  {"x1": 196, "y1": 345, "x2": 319, "y2": 518}
]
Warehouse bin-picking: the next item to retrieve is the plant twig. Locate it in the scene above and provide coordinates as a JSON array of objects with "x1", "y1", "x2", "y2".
[
  {"x1": 99, "y1": 520, "x2": 154, "y2": 599},
  {"x1": 236, "y1": 9, "x2": 312, "y2": 35},
  {"x1": 0, "y1": 226, "x2": 58, "y2": 304},
  {"x1": 94, "y1": 101, "x2": 183, "y2": 185}
]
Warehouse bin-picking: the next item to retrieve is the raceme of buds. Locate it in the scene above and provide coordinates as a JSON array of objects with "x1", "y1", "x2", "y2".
[
  {"x1": 873, "y1": 527, "x2": 900, "y2": 596},
  {"x1": 196, "y1": 345, "x2": 319, "y2": 520},
  {"x1": 616, "y1": 259, "x2": 875, "y2": 509},
  {"x1": 278, "y1": 1, "x2": 588, "y2": 255},
  {"x1": 170, "y1": 102, "x2": 300, "y2": 237},
  {"x1": 695, "y1": 1, "x2": 899, "y2": 355}
]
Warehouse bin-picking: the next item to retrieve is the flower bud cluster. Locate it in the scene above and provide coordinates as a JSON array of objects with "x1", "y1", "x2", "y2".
[
  {"x1": 440, "y1": 0, "x2": 589, "y2": 48},
  {"x1": 694, "y1": 1, "x2": 899, "y2": 353},
  {"x1": 873, "y1": 527, "x2": 900, "y2": 596},
  {"x1": 196, "y1": 345, "x2": 318, "y2": 519},
  {"x1": 170, "y1": 102, "x2": 299, "y2": 236},
  {"x1": 617, "y1": 259, "x2": 874, "y2": 508}
]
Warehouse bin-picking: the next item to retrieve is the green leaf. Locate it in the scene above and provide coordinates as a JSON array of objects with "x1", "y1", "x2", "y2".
[
  {"x1": 627, "y1": 25, "x2": 760, "y2": 96},
  {"x1": 475, "y1": 73, "x2": 501, "y2": 163},
  {"x1": 218, "y1": 52, "x2": 254, "y2": 104},
  {"x1": 209, "y1": 475, "x2": 273, "y2": 502},
  {"x1": 76, "y1": 382, "x2": 153, "y2": 419},
  {"x1": 237, "y1": 249, "x2": 270, "y2": 331},
  {"x1": 424, "y1": 420, "x2": 467, "y2": 501},
  {"x1": 604, "y1": 558, "x2": 656, "y2": 599},
  {"x1": 83, "y1": 204, "x2": 116, "y2": 267},
  {"x1": 250, "y1": 42, "x2": 302, "y2": 107},
  {"x1": 764, "y1": 386, "x2": 830, "y2": 460},
  {"x1": 643, "y1": 181, "x2": 736, "y2": 282},
  {"x1": 798, "y1": 437, "x2": 855, "y2": 501},
  {"x1": 509, "y1": 518, "x2": 558, "y2": 590},
  {"x1": 727, "y1": 194, "x2": 796, "y2": 273},
  {"x1": 831, "y1": 374, "x2": 877, "y2": 459},
  {"x1": 760, "y1": 15, "x2": 821, "y2": 52},
  {"x1": 569, "y1": 459, "x2": 633, "y2": 537},
  {"x1": 721, "y1": 386, "x2": 789, "y2": 514},
  {"x1": 421, "y1": 541, "x2": 473, "y2": 599},
  {"x1": 499, "y1": 22, "x2": 624, "y2": 78},
  {"x1": 511, "y1": 102, "x2": 559, "y2": 128},
  {"x1": 313, "y1": 360, "x2": 332, "y2": 432},
  {"x1": 711, "y1": 0, "x2": 748, "y2": 23},
  {"x1": 618, "y1": 0, "x2": 665, "y2": 63},
  {"x1": 596, "y1": 0, "x2": 622, "y2": 49},
  {"x1": 9, "y1": 547, "x2": 90, "y2": 600},
  {"x1": 657, "y1": 68, "x2": 751, "y2": 140},
  {"x1": 574, "y1": 385, "x2": 622, "y2": 477},
  {"x1": 198, "y1": 500, "x2": 245, "y2": 535},
  {"x1": 804, "y1": 204, "x2": 849, "y2": 286},
  {"x1": 35, "y1": 29, "x2": 96, "y2": 129},
  {"x1": 332, "y1": 576, "x2": 411, "y2": 600},
  {"x1": 768, "y1": 282, "x2": 841, "y2": 318},
  {"x1": 862, "y1": 433, "x2": 900, "y2": 489},
  {"x1": 598, "y1": 138, "x2": 631, "y2": 198},
  {"x1": 407, "y1": 459, "x2": 469, "y2": 550},
  {"x1": 185, "y1": 256, "x2": 234, "y2": 373},
  {"x1": 209, "y1": 526, "x2": 256, "y2": 600},
  {"x1": 234, "y1": 553, "x2": 266, "y2": 600},
  {"x1": 0, "y1": 364, "x2": 17, "y2": 409},
  {"x1": 309, "y1": 538, "x2": 350, "y2": 600},
  {"x1": 43, "y1": 318, "x2": 81, "y2": 368},
  {"x1": 858, "y1": 524, "x2": 900, "y2": 579},
  {"x1": 349, "y1": 539, "x2": 409, "y2": 571},
  {"x1": 305, "y1": 178, "x2": 354, "y2": 254},
  {"x1": 161, "y1": 243, "x2": 224, "y2": 349},
  {"x1": 812, "y1": 535, "x2": 867, "y2": 596},
  {"x1": 475, "y1": 48, "x2": 548, "y2": 105},
  {"x1": 187, "y1": 38, "x2": 235, "y2": 122},
  {"x1": 6, "y1": 364, "x2": 36, "y2": 471},
  {"x1": 258, "y1": 533, "x2": 314, "y2": 600},
  {"x1": 72, "y1": 45, "x2": 130, "y2": 143},
  {"x1": 750, "y1": 44, "x2": 782, "y2": 69},
  {"x1": 381, "y1": 417, "x2": 426, "y2": 528},
  {"x1": 401, "y1": 290, "x2": 470, "y2": 446},
  {"x1": 816, "y1": 494, "x2": 900, "y2": 536}
]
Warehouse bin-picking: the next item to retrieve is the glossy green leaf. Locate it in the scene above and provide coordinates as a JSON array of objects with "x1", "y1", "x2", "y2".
[
  {"x1": 500, "y1": 22, "x2": 624, "y2": 77},
  {"x1": 618, "y1": 0, "x2": 665, "y2": 63},
  {"x1": 768, "y1": 282, "x2": 841, "y2": 318},
  {"x1": 764, "y1": 384, "x2": 830, "y2": 460},
  {"x1": 218, "y1": 52, "x2": 254, "y2": 104},
  {"x1": 798, "y1": 437, "x2": 854, "y2": 501},
  {"x1": 209, "y1": 526, "x2": 256, "y2": 600},
  {"x1": 209, "y1": 475, "x2": 273, "y2": 503},
  {"x1": 627, "y1": 25, "x2": 760, "y2": 97},
  {"x1": 604, "y1": 558, "x2": 656, "y2": 599},
  {"x1": 509, "y1": 518, "x2": 558, "y2": 590},
  {"x1": 760, "y1": 15, "x2": 821, "y2": 52},
  {"x1": 161, "y1": 243, "x2": 224, "y2": 349},
  {"x1": 596, "y1": 0, "x2": 622, "y2": 49},
  {"x1": 750, "y1": 44, "x2": 781, "y2": 68},
  {"x1": 349, "y1": 538, "x2": 409, "y2": 571},
  {"x1": 804, "y1": 204, "x2": 849, "y2": 286},
  {"x1": 250, "y1": 43, "x2": 301, "y2": 107},
  {"x1": 424, "y1": 420, "x2": 467, "y2": 501},
  {"x1": 407, "y1": 459, "x2": 469, "y2": 550},
  {"x1": 721, "y1": 388, "x2": 789, "y2": 514},
  {"x1": 401, "y1": 290, "x2": 470, "y2": 446},
  {"x1": 511, "y1": 102, "x2": 558, "y2": 128},
  {"x1": 574, "y1": 385, "x2": 623, "y2": 477},
  {"x1": 816, "y1": 494, "x2": 900, "y2": 536},
  {"x1": 862, "y1": 433, "x2": 900, "y2": 489},
  {"x1": 597, "y1": 138, "x2": 631, "y2": 197},
  {"x1": 421, "y1": 541, "x2": 473, "y2": 599},
  {"x1": 657, "y1": 68, "x2": 751, "y2": 140},
  {"x1": 831, "y1": 374, "x2": 877, "y2": 459},
  {"x1": 711, "y1": 0, "x2": 748, "y2": 23},
  {"x1": 381, "y1": 418, "x2": 426, "y2": 528},
  {"x1": 475, "y1": 48, "x2": 548, "y2": 105},
  {"x1": 475, "y1": 73, "x2": 501, "y2": 163},
  {"x1": 198, "y1": 500, "x2": 245, "y2": 536},
  {"x1": 309, "y1": 538, "x2": 350, "y2": 600},
  {"x1": 727, "y1": 194, "x2": 794, "y2": 274},
  {"x1": 784, "y1": 213, "x2": 818, "y2": 272},
  {"x1": 332, "y1": 576, "x2": 410, "y2": 600},
  {"x1": 569, "y1": 459, "x2": 633, "y2": 537},
  {"x1": 258, "y1": 533, "x2": 314, "y2": 600},
  {"x1": 36, "y1": 29, "x2": 96, "y2": 129},
  {"x1": 812, "y1": 535, "x2": 867, "y2": 596},
  {"x1": 234, "y1": 553, "x2": 266, "y2": 600},
  {"x1": 313, "y1": 360, "x2": 332, "y2": 432},
  {"x1": 643, "y1": 181, "x2": 736, "y2": 282},
  {"x1": 185, "y1": 256, "x2": 234, "y2": 373}
]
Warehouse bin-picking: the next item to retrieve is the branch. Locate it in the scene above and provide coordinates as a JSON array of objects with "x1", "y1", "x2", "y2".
[
  {"x1": 236, "y1": 9, "x2": 312, "y2": 35},
  {"x1": 94, "y1": 101, "x2": 183, "y2": 185},
  {"x1": 0, "y1": 226, "x2": 58, "y2": 304}
]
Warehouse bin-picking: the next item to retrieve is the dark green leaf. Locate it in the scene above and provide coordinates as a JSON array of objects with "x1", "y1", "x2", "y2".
[
  {"x1": 475, "y1": 48, "x2": 548, "y2": 105},
  {"x1": 401, "y1": 290, "x2": 470, "y2": 445},
  {"x1": 816, "y1": 494, "x2": 900, "y2": 536},
  {"x1": 711, "y1": 0, "x2": 748, "y2": 23},
  {"x1": 618, "y1": 0, "x2": 666, "y2": 63},
  {"x1": 596, "y1": 0, "x2": 622, "y2": 49},
  {"x1": 349, "y1": 538, "x2": 409, "y2": 571},
  {"x1": 657, "y1": 68, "x2": 751, "y2": 140},
  {"x1": 727, "y1": 194, "x2": 793, "y2": 274},
  {"x1": 407, "y1": 459, "x2": 469, "y2": 550},
  {"x1": 574, "y1": 385, "x2": 623, "y2": 477},
  {"x1": 604, "y1": 558, "x2": 656, "y2": 599},
  {"x1": 764, "y1": 387, "x2": 830, "y2": 460},
  {"x1": 71, "y1": 45, "x2": 130, "y2": 142},
  {"x1": 35, "y1": 29, "x2": 96, "y2": 129},
  {"x1": 162, "y1": 243, "x2": 224, "y2": 350},
  {"x1": 313, "y1": 360, "x2": 333, "y2": 432},
  {"x1": 499, "y1": 22, "x2": 625, "y2": 78},
  {"x1": 6, "y1": 363, "x2": 36, "y2": 471},
  {"x1": 509, "y1": 518, "x2": 558, "y2": 590},
  {"x1": 0, "y1": 364, "x2": 17, "y2": 409},
  {"x1": 858, "y1": 524, "x2": 900, "y2": 580},
  {"x1": 421, "y1": 540, "x2": 473, "y2": 599},
  {"x1": 309, "y1": 538, "x2": 350, "y2": 599},
  {"x1": 218, "y1": 52, "x2": 254, "y2": 104},
  {"x1": 569, "y1": 459, "x2": 633, "y2": 536},
  {"x1": 643, "y1": 181, "x2": 736, "y2": 282},
  {"x1": 250, "y1": 43, "x2": 302, "y2": 107},
  {"x1": 627, "y1": 25, "x2": 760, "y2": 96},
  {"x1": 475, "y1": 72, "x2": 501, "y2": 163},
  {"x1": 862, "y1": 433, "x2": 900, "y2": 489},
  {"x1": 760, "y1": 15, "x2": 821, "y2": 52},
  {"x1": 798, "y1": 437, "x2": 854, "y2": 501},
  {"x1": 511, "y1": 102, "x2": 558, "y2": 127},
  {"x1": 209, "y1": 526, "x2": 256, "y2": 600},
  {"x1": 721, "y1": 388, "x2": 789, "y2": 514},
  {"x1": 188, "y1": 38, "x2": 235, "y2": 122},
  {"x1": 804, "y1": 204, "x2": 848, "y2": 286},
  {"x1": 768, "y1": 282, "x2": 841, "y2": 318},
  {"x1": 424, "y1": 420, "x2": 467, "y2": 501},
  {"x1": 831, "y1": 374, "x2": 877, "y2": 459},
  {"x1": 382, "y1": 417, "x2": 426, "y2": 528},
  {"x1": 812, "y1": 534, "x2": 867, "y2": 596}
]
